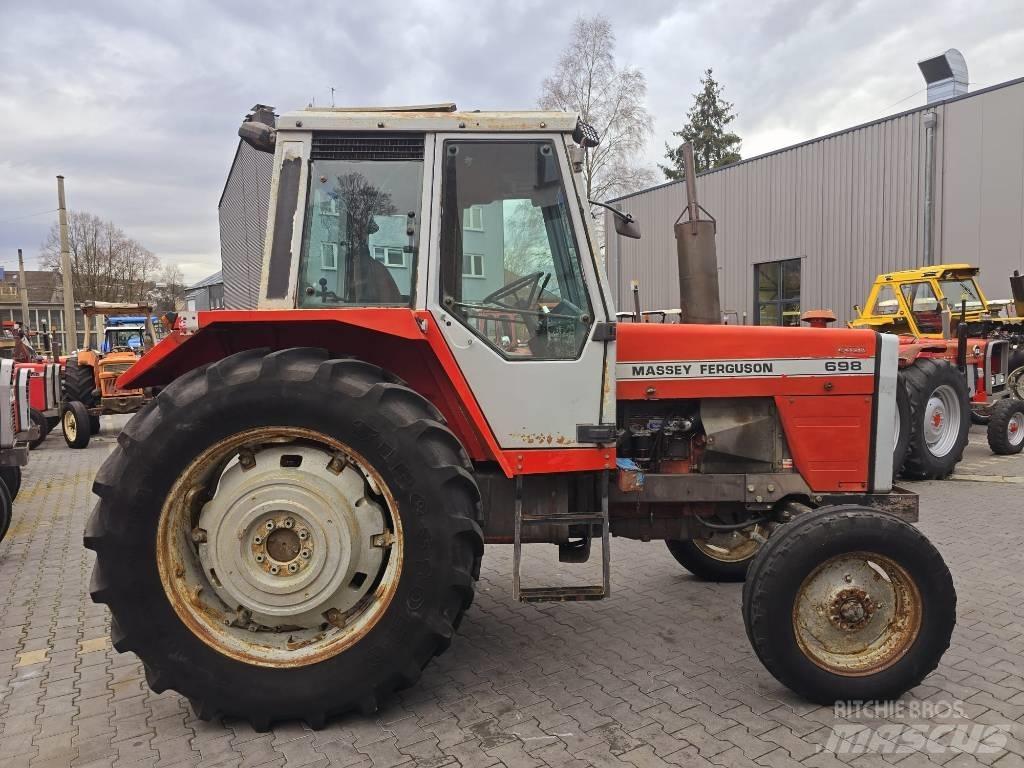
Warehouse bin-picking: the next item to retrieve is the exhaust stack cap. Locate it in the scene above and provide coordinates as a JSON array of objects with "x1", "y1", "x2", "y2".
[{"x1": 918, "y1": 49, "x2": 968, "y2": 104}]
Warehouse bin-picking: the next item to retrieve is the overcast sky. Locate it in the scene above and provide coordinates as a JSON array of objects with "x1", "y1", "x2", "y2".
[{"x1": 2, "y1": 0, "x2": 1022, "y2": 285}]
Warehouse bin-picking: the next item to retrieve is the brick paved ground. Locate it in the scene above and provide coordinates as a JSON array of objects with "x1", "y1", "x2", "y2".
[{"x1": 1, "y1": 419, "x2": 1021, "y2": 768}]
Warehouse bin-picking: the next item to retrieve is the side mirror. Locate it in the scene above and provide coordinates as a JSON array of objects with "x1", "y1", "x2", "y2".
[
  {"x1": 239, "y1": 121, "x2": 276, "y2": 153},
  {"x1": 614, "y1": 215, "x2": 641, "y2": 240}
]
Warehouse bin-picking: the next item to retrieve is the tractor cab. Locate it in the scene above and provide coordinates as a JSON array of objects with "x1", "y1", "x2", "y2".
[{"x1": 851, "y1": 264, "x2": 993, "y2": 338}]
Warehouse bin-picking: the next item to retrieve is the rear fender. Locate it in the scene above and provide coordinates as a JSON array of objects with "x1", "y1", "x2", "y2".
[{"x1": 118, "y1": 309, "x2": 506, "y2": 468}]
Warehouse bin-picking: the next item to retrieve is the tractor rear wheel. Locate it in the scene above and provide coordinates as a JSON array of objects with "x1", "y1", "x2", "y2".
[
  {"x1": 893, "y1": 379, "x2": 911, "y2": 478},
  {"x1": 986, "y1": 398, "x2": 1024, "y2": 455},
  {"x1": 62, "y1": 401, "x2": 91, "y2": 449},
  {"x1": 0, "y1": 476, "x2": 12, "y2": 542},
  {"x1": 666, "y1": 521, "x2": 769, "y2": 582},
  {"x1": 743, "y1": 506, "x2": 955, "y2": 703},
  {"x1": 1007, "y1": 349, "x2": 1024, "y2": 401},
  {"x1": 63, "y1": 359, "x2": 98, "y2": 408},
  {"x1": 0, "y1": 466, "x2": 21, "y2": 501},
  {"x1": 899, "y1": 359, "x2": 970, "y2": 479},
  {"x1": 84, "y1": 348, "x2": 483, "y2": 730}
]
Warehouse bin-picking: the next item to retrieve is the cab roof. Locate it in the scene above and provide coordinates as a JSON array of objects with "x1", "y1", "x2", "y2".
[
  {"x1": 874, "y1": 264, "x2": 978, "y2": 283},
  {"x1": 277, "y1": 103, "x2": 580, "y2": 134}
]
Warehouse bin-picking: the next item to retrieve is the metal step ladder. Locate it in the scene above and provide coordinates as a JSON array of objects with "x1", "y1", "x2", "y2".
[{"x1": 512, "y1": 470, "x2": 610, "y2": 603}]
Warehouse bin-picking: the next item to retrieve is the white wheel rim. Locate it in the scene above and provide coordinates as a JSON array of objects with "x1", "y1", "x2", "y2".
[
  {"x1": 1009, "y1": 412, "x2": 1024, "y2": 447},
  {"x1": 157, "y1": 428, "x2": 403, "y2": 668},
  {"x1": 1008, "y1": 366, "x2": 1024, "y2": 400},
  {"x1": 63, "y1": 410, "x2": 77, "y2": 441},
  {"x1": 923, "y1": 384, "x2": 960, "y2": 458}
]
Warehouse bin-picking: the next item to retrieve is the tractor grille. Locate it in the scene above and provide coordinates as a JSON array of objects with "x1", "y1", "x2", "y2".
[
  {"x1": 311, "y1": 133, "x2": 425, "y2": 161},
  {"x1": 101, "y1": 362, "x2": 134, "y2": 377}
]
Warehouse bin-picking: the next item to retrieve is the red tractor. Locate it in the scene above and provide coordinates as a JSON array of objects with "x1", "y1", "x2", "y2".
[
  {"x1": 86, "y1": 105, "x2": 956, "y2": 730},
  {"x1": 0, "y1": 359, "x2": 36, "y2": 541},
  {"x1": 849, "y1": 265, "x2": 1024, "y2": 473}
]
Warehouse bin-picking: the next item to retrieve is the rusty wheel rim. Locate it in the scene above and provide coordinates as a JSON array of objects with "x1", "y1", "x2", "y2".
[
  {"x1": 693, "y1": 524, "x2": 767, "y2": 563},
  {"x1": 156, "y1": 427, "x2": 403, "y2": 668},
  {"x1": 792, "y1": 551, "x2": 921, "y2": 676}
]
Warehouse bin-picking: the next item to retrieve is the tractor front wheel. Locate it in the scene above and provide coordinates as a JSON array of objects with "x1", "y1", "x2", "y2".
[
  {"x1": 62, "y1": 402, "x2": 91, "y2": 449},
  {"x1": 743, "y1": 506, "x2": 955, "y2": 703},
  {"x1": 899, "y1": 359, "x2": 970, "y2": 479},
  {"x1": 666, "y1": 521, "x2": 769, "y2": 582},
  {"x1": 986, "y1": 398, "x2": 1024, "y2": 455},
  {"x1": 0, "y1": 466, "x2": 21, "y2": 501},
  {"x1": 0, "y1": 476, "x2": 12, "y2": 543},
  {"x1": 84, "y1": 348, "x2": 483, "y2": 730}
]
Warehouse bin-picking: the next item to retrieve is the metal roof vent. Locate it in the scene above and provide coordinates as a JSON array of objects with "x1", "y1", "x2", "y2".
[{"x1": 918, "y1": 49, "x2": 968, "y2": 104}]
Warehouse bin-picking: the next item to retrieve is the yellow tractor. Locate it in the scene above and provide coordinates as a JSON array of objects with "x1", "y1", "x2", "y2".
[{"x1": 61, "y1": 302, "x2": 160, "y2": 448}]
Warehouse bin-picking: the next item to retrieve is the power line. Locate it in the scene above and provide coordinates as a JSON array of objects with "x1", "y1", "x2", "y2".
[{"x1": 0, "y1": 208, "x2": 58, "y2": 225}]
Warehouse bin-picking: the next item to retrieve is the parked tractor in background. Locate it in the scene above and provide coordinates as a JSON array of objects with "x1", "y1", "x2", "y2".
[
  {"x1": 86, "y1": 105, "x2": 956, "y2": 730},
  {"x1": 62, "y1": 302, "x2": 159, "y2": 449},
  {"x1": 0, "y1": 359, "x2": 36, "y2": 542},
  {"x1": 849, "y1": 265, "x2": 1024, "y2": 465}
]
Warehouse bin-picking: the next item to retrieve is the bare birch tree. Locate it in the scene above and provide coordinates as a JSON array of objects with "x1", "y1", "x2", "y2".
[
  {"x1": 539, "y1": 15, "x2": 656, "y2": 204},
  {"x1": 40, "y1": 211, "x2": 162, "y2": 303}
]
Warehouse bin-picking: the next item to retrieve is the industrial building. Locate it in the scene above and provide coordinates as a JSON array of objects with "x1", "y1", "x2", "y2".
[{"x1": 606, "y1": 51, "x2": 1024, "y2": 325}]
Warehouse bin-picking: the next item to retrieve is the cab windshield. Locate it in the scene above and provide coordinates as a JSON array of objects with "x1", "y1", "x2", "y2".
[
  {"x1": 103, "y1": 328, "x2": 145, "y2": 353},
  {"x1": 938, "y1": 279, "x2": 984, "y2": 312}
]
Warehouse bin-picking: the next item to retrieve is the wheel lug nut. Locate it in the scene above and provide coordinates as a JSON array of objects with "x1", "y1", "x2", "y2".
[
  {"x1": 300, "y1": 549, "x2": 311, "y2": 559},
  {"x1": 255, "y1": 554, "x2": 265, "y2": 563},
  {"x1": 298, "y1": 530, "x2": 309, "y2": 540},
  {"x1": 287, "y1": 563, "x2": 299, "y2": 573},
  {"x1": 284, "y1": 518, "x2": 294, "y2": 529},
  {"x1": 265, "y1": 521, "x2": 275, "y2": 531},
  {"x1": 253, "y1": 535, "x2": 263, "y2": 545},
  {"x1": 269, "y1": 565, "x2": 280, "y2": 575},
  {"x1": 191, "y1": 527, "x2": 208, "y2": 544}
]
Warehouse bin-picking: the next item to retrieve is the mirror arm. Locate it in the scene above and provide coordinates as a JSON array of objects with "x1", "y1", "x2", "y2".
[{"x1": 588, "y1": 199, "x2": 634, "y2": 223}]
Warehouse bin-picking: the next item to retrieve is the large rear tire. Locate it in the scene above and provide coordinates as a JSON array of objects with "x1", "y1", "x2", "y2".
[
  {"x1": 84, "y1": 348, "x2": 483, "y2": 730},
  {"x1": 893, "y1": 380, "x2": 911, "y2": 478},
  {"x1": 986, "y1": 398, "x2": 1024, "y2": 455},
  {"x1": 743, "y1": 506, "x2": 955, "y2": 703},
  {"x1": 0, "y1": 466, "x2": 21, "y2": 501},
  {"x1": 1007, "y1": 349, "x2": 1024, "y2": 401},
  {"x1": 62, "y1": 359, "x2": 98, "y2": 408},
  {"x1": 29, "y1": 408, "x2": 48, "y2": 449},
  {"x1": 899, "y1": 359, "x2": 970, "y2": 479},
  {"x1": 0, "y1": 477, "x2": 12, "y2": 543}
]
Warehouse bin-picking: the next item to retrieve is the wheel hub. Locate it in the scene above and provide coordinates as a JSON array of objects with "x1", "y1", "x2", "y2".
[
  {"x1": 1009, "y1": 413, "x2": 1024, "y2": 446},
  {"x1": 157, "y1": 428, "x2": 403, "y2": 668},
  {"x1": 793, "y1": 552, "x2": 921, "y2": 676},
  {"x1": 923, "y1": 385, "x2": 960, "y2": 457}
]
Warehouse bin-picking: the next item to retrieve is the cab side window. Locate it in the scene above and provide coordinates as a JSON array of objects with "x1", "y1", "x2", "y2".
[
  {"x1": 901, "y1": 282, "x2": 942, "y2": 334},
  {"x1": 439, "y1": 140, "x2": 593, "y2": 359}
]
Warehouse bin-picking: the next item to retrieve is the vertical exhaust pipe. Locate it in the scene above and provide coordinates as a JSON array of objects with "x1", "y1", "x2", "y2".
[
  {"x1": 674, "y1": 144, "x2": 721, "y2": 324},
  {"x1": 1011, "y1": 270, "x2": 1024, "y2": 318}
]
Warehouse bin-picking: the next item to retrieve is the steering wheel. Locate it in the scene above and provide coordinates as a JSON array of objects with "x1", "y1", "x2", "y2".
[{"x1": 481, "y1": 271, "x2": 548, "y2": 309}]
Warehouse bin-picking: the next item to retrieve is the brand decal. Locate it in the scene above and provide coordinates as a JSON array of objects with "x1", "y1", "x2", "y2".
[{"x1": 616, "y1": 358, "x2": 874, "y2": 380}]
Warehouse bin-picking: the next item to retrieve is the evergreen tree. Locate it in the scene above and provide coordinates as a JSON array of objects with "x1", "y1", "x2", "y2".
[{"x1": 661, "y1": 68, "x2": 742, "y2": 180}]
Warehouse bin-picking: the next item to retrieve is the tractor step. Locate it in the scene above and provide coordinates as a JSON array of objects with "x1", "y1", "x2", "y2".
[
  {"x1": 521, "y1": 512, "x2": 604, "y2": 525},
  {"x1": 512, "y1": 471, "x2": 610, "y2": 603},
  {"x1": 518, "y1": 585, "x2": 606, "y2": 602}
]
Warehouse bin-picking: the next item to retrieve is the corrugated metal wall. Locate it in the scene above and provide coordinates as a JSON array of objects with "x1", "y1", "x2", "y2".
[
  {"x1": 219, "y1": 141, "x2": 272, "y2": 309},
  {"x1": 607, "y1": 78, "x2": 1024, "y2": 324}
]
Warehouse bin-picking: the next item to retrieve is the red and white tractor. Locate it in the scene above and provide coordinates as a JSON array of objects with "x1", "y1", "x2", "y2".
[{"x1": 86, "y1": 104, "x2": 956, "y2": 730}]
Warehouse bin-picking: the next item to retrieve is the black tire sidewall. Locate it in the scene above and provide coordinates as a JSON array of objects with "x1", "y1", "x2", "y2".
[
  {"x1": 665, "y1": 538, "x2": 755, "y2": 582},
  {"x1": 0, "y1": 477, "x2": 12, "y2": 541},
  {"x1": 63, "y1": 402, "x2": 91, "y2": 449},
  {"x1": 96, "y1": 359, "x2": 478, "y2": 720}
]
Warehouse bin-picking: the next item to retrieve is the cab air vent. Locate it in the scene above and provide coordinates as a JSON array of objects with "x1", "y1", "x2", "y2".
[{"x1": 311, "y1": 133, "x2": 425, "y2": 161}]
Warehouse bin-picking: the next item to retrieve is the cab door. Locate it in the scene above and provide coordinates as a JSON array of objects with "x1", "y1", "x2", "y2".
[{"x1": 424, "y1": 135, "x2": 614, "y2": 450}]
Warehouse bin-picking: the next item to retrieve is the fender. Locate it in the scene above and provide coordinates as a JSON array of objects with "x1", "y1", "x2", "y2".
[{"x1": 119, "y1": 308, "x2": 521, "y2": 471}]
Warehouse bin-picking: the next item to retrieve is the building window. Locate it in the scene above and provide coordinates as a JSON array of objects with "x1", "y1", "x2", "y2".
[
  {"x1": 372, "y1": 246, "x2": 406, "y2": 268},
  {"x1": 462, "y1": 253, "x2": 485, "y2": 278},
  {"x1": 755, "y1": 259, "x2": 801, "y2": 326},
  {"x1": 321, "y1": 242, "x2": 338, "y2": 270},
  {"x1": 463, "y1": 205, "x2": 484, "y2": 231}
]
